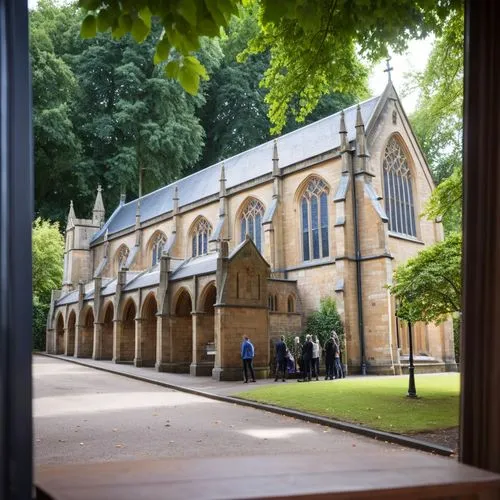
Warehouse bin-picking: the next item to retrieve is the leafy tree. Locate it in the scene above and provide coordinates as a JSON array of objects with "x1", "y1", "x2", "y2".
[
  {"x1": 408, "y1": 8, "x2": 464, "y2": 185},
  {"x1": 80, "y1": 0, "x2": 462, "y2": 132},
  {"x1": 389, "y1": 232, "x2": 461, "y2": 324},
  {"x1": 30, "y1": 1, "x2": 82, "y2": 223},
  {"x1": 32, "y1": 218, "x2": 65, "y2": 351},
  {"x1": 303, "y1": 297, "x2": 344, "y2": 348},
  {"x1": 32, "y1": 218, "x2": 65, "y2": 304}
]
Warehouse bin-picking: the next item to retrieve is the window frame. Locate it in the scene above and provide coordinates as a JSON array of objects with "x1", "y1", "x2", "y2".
[{"x1": 191, "y1": 217, "x2": 212, "y2": 258}]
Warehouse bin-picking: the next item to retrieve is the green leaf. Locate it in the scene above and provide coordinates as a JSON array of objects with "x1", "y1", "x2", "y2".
[
  {"x1": 118, "y1": 13, "x2": 133, "y2": 32},
  {"x1": 198, "y1": 18, "x2": 220, "y2": 37},
  {"x1": 96, "y1": 8, "x2": 113, "y2": 32},
  {"x1": 178, "y1": 64, "x2": 200, "y2": 95},
  {"x1": 177, "y1": 0, "x2": 198, "y2": 27},
  {"x1": 165, "y1": 60, "x2": 180, "y2": 79},
  {"x1": 184, "y1": 56, "x2": 208, "y2": 79},
  {"x1": 80, "y1": 14, "x2": 97, "y2": 39},
  {"x1": 205, "y1": 0, "x2": 227, "y2": 27},
  {"x1": 153, "y1": 37, "x2": 171, "y2": 64},
  {"x1": 138, "y1": 6, "x2": 152, "y2": 29},
  {"x1": 131, "y1": 17, "x2": 150, "y2": 43}
]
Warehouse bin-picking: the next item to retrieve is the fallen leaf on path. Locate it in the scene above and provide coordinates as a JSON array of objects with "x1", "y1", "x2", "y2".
[
  {"x1": 58, "y1": 439, "x2": 66, "y2": 443},
  {"x1": 79, "y1": 442, "x2": 84, "y2": 446}
]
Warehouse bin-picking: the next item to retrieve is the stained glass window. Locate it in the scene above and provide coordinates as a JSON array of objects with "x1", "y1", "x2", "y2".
[
  {"x1": 191, "y1": 217, "x2": 212, "y2": 257},
  {"x1": 383, "y1": 137, "x2": 416, "y2": 237},
  {"x1": 240, "y1": 199, "x2": 265, "y2": 252},
  {"x1": 151, "y1": 232, "x2": 167, "y2": 266},
  {"x1": 301, "y1": 177, "x2": 329, "y2": 261}
]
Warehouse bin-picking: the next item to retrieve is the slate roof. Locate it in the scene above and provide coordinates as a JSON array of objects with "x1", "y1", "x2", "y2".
[{"x1": 90, "y1": 95, "x2": 382, "y2": 245}]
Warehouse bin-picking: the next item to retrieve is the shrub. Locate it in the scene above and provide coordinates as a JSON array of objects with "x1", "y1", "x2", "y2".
[{"x1": 303, "y1": 297, "x2": 344, "y2": 348}]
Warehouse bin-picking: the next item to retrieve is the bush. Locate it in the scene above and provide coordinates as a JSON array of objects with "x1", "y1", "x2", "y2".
[
  {"x1": 33, "y1": 299, "x2": 49, "y2": 351},
  {"x1": 303, "y1": 297, "x2": 344, "y2": 348}
]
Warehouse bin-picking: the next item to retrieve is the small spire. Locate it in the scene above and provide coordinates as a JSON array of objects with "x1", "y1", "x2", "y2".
[
  {"x1": 120, "y1": 192, "x2": 126, "y2": 205},
  {"x1": 272, "y1": 139, "x2": 279, "y2": 177},
  {"x1": 355, "y1": 104, "x2": 369, "y2": 158},
  {"x1": 173, "y1": 185, "x2": 179, "y2": 214},
  {"x1": 339, "y1": 111, "x2": 348, "y2": 152},
  {"x1": 92, "y1": 184, "x2": 105, "y2": 227},
  {"x1": 355, "y1": 104, "x2": 364, "y2": 129},
  {"x1": 68, "y1": 200, "x2": 76, "y2": 221},
  {"x1": 219, "y1": 162, "x2": 226, "y2": 197}
]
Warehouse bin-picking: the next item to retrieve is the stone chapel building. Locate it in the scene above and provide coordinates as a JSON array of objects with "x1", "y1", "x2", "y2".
[{"x1": 46, "y1": 83, "x2": 456, "y2": 380}]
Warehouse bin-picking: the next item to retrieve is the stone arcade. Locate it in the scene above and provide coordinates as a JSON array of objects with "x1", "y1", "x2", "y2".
[{"x1": 46, "y1": 83, "x2": 456, "y2": 380}]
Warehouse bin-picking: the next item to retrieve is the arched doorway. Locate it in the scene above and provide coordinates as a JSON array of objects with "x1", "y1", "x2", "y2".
[
  {"x1": 101, "y1": 302, "x2": 114, "y2": 360},
  {"x1": 67, "y1": 310, "x2": 76, "y2": 356},
  {"x1": 80, "y1": 307, "x2": 94, "y2": 358},
  {"x1": 141, "y1": 293, "x2": 158, "y2": 367},
  {"x1": 120, "y1": 299, "x2": 136, "y2": 362},
  {"x1": 55, "y1": 313, "x2": 64, "y2": 354},
  {"x1": 196, "y1": 283, "x2": 216, "y2": 374},
  {"x1": 172, "y1": 289, "x2": 193, "y2": 372}
]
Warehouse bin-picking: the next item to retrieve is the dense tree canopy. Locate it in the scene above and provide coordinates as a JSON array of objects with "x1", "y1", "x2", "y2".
[{"x1": 80, "y1": 0, "x2": 463, "y2": 132}]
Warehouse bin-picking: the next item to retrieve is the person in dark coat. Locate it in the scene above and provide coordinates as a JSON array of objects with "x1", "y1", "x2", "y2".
[
  {"x1": 293, "y1": 336, "x2": 303, "y2": 380},
  {"x1": 323, "y1": 336, "x2": 337, "y2": 380},
  {"x1": 241, "y1": 335, "x2": 256, "y2": 383},
  {"x1": 274, "y1": 335, "x2": 287, "y2": 382},
  {"x1": 301, "y1": 334, "x2": 313, "y2": 382}
]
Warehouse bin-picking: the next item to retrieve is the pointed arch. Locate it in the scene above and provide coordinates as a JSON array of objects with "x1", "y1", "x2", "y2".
[
  {"x1": 119, "y1": 298, "x2": 136, "y2": 362},
  {"x1": 382, "y1": 134, "x2": 417, "y2": 237},
  {"x1": 141, "y1": 292, "x2": 158, "y2": 367},
  {"x1": 80, "y1": 306, "x2": 94, "y2": 358},
  {"x1": 55, "y1": 312, "x2": 65, "y2": 354},
  {"x1": 114, "y1": 243, "x2": 130, "y2": 273},
  {"x1": 147, "y1": 230, "x2": 167, "y2": 267},
  {"x1": 287, "y1": 294, "x2": 296, "y2": 313},
  {"x1": 199, "y1": 281, "x2": 217, "y2": 314},
  {"x1": 189, "y1": 216, "x2": 213, "y2": 258},
  {"x1": 237, "y1": 196, "x2": 265, "y2": 252},
  {"x1": 297, "y1": 175, "x2": 330, "y2": 261},
  {"x1": 66, "y1": 309, "x2": 76, "y2": 356},
  {"x1": 172, "y1": 287, "x2": 193, "y2": 372},
  {"x1": 101, "y1": 301, "x2": 114, "y2": 360},
  {"x1": 174, "y1": 287, "x2": 193, "y2": 316}
]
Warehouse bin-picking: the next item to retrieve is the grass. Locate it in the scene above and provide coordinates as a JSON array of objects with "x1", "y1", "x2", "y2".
[{"x1": 234, "y1": 374, "x2": 460, "y2": 434}]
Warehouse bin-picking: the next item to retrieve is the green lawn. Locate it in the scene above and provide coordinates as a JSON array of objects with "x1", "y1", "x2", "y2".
[{"x1": 234, "y1": 374, "x2": 460, "y2": 434}]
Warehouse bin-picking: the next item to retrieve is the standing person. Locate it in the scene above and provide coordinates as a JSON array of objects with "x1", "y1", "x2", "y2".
[
  {"x1": 302, "y1": 334, "x2": 313, "y2": 382},
  {"x1": 274, "y1": 335, "x2": 288, "y2": 382},
  {"x1": 312, "y1": 335, "x2": 321, "y2": 381},
  {"x1": 324, "y1": 335, "x2": 336, "y2": 380},
  {"x1": 241, "y1": 335, "x2": 256, "y2": 383},
  {"x1": 293, "y1": 336, "x2": 303, "y2": 381}
]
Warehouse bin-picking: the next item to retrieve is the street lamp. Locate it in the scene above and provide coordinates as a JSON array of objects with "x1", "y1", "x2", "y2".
[{"x1": 407, "y1": 321, "x2": 417, "y2": 398}]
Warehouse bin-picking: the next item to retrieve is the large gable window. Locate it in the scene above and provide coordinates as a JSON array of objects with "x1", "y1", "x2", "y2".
[
  {"x1": 301, "y1": 177, "x2": 329, "y2": 261},
  {"x1": 383, "y1": 137, "x2": 417, "y2": 237},
  {"x1": 240, "y1": 198, "x2": 264, "y2": 252},
  {"x1": 192, "y1": 217, "x2": 212, "y2": 257},
  {"x1": 151, "y1": 232, "x2": 167, "y2": 266}
]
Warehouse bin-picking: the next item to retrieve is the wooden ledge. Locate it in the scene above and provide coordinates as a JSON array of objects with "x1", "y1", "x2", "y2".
[{"x1": 36, "y1": 453, "x2": 500, "y2": 500}]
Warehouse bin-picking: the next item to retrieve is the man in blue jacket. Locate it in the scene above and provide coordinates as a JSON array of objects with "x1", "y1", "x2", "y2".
[{"x1": 241, "y1": 335, "x2": 256, "y2": 383}]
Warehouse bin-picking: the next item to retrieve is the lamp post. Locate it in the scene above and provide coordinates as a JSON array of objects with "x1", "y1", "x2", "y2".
[{"x1": 407, "y1": 321, "x2": 417, "y2": 398}]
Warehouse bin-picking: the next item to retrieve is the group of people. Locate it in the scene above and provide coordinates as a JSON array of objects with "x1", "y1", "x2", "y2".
[
  {"x1": 274, "y1": 332, "x2": 344, "y2": 382},
  {"x1": 240, "y1": 332, "x2": 345, "y2": 383}
]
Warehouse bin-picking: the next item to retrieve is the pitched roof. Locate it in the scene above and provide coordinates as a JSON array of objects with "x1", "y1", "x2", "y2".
[{"x1": 90, "y1": 94, "x2": 382, "y2": 245}]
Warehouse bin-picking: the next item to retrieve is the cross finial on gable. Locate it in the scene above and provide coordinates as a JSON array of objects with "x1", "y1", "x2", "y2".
[{"x1": 384, "y1": 57, "x2": 393, "y2": 83}]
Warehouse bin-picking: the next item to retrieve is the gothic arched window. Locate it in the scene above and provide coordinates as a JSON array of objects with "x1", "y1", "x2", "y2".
[
  {"x1": 268, "y1": 295, "x2": 278, "y2": 312},
  {"x1": 191, "y1": 217, "x2": 212, "y2": 257},
  {"x1": 240, "y1": 198, "x2": 264, "y2": 252},
  {"x1": 116, "y1": 245, "x2": 129, "y2": 271},
  {"x1": 151, "y1": 232, "x2": 167, "y2": 266},
  {"x1": 287, "y1": 295, "x2": 295, "y2": 313},
  {"x1": 383, "y1": 137, "x2": 417, "y2": 237},
  {"x1": 301, "y1": 177, "x2": 329, "y2": 261}
]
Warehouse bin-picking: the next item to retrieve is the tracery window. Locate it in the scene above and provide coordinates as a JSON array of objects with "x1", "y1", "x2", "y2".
[
  {"x1": 383, "y1": 137, "x2": 417, "y2": 237},
  {"x1": 301, "y1": 177, "x2": 329, "y2": 261},
  {"x1": 151, "y1": 232, "x2": 167, "y2": 266},
  {"x1": 116, "y1": 245, "x2": 129, "y2": 271},
  {"x1": 191, "y1": 217, "x2": 212, "y2": 257},
  {"x1": 240, "y1": 198, "x2": 264, "y2": 252},
  {"x1": 268, "y1": 295, "x2": 278, "y2": 312}
]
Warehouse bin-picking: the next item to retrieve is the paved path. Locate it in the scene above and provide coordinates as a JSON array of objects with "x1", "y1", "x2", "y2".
[{"x1": 34, "y1": 355, "x2": 432, "y2": 467}]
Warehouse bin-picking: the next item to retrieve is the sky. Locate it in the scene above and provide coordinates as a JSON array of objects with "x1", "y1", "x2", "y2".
[{"x1": 28, "y1": 0, "x2": 432, "y2": 113}]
